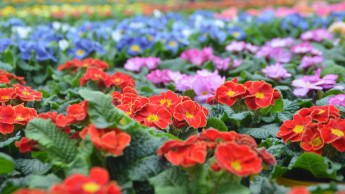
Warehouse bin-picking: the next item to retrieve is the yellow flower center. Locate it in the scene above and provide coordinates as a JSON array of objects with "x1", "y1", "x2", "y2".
[
  {"x1": 186, "y1": 112, "x2": 194, "y2": 119},
  {"x1": 293, "y1": 125, "x2": 304, "y2": 134},
  {"x1": 226, "y1": 90, "x2": 235, "y2": 97},
  {"x1": 149, "y1": 35, "x2": 154, "y2": 41},
  {"x1": 331, "y1": 128, "x2": 344, "y2": 137},
  {"x1": 22, "y1": 91, "x2": 31, "y2": 96},
  {"x1": 94, "y1": 74, "x2": 101, "y2": 78},
  {"x1": 160, "y1": 99, "x2": 172, "y2": 107},
  {"x1": 201, "y1": 91, "x2": 208, "y2": 95},
  {"x1": 114, "y1": 78, "x2": 121, "y2": 83},
  {"x1": 147, "y1": 114, "x2": 159, "y2": 122},
  {"x1": 1, "y1": 95, "x2": 9, "y2": 100},
  {"x1": 255, "y1": 92, "x2": 264, "y2": 98},
  {"x1": 168, "y1": 41, "x2": 177, "y2": 47},
  {"x1": 231, "y1": 160, "x2": 241, "y2": 170},
  {"x1": 16, "y1": 115, "x2": 24, "y2": 121},
  {"x1": 310, "y1": 137, "x2": 322, "y2": 147},
  {"x1": 233, "y1": 32, "x2": 240, "y2": 38},
  {"x1": 76, "y1": 49, "x2": 85, "y2": 56},
  {"x1": 82, "y1": 182, "x2": 100, "y2": 193},
  {"x1": 130, "y1": 45, "x2": 140, "y2": 52},
  {"x1": 316, "y1": 110, "x2": 325, "y2": 115}
]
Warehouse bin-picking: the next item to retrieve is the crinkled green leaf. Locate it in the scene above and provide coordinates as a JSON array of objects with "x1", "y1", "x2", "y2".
[{"x1": 238, "y1": 124, "x2": 279, "y2": 139}]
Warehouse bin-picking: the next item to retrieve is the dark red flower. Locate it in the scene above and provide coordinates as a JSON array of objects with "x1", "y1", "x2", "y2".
[{"x1": 15, "y1": 137, "x2": 38, "y2": 153}]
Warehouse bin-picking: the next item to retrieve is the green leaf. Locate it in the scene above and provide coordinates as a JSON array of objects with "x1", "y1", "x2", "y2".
[
  {"x1": 25, "y1": 118, "x2": 78, "y2": 167},
  {"x1": 261, "y1": 91, "x2": 284, "y2": 114},
  {"x1": 183, "y1": 90, "x2": 196, "y2": 100},
  {"x1": 0, "y1": 153, "x2": 15, "y2": 174},
  {"x1": 0, "y1": 132, "x2": 20, "y2": 148},
  {"x1": 271, "y1": 165, "x2": 288, "y2": 179},
  {"x1": 0, "y1": 62, "x2": 13, "y2": 72},
  {"x1": 292, "y1": 152, "x2": 341, "y2": 180},
  {"x1": 67, "y1": 136, "x2": 95, "y2": 175},
  {"x1": 28, "y1": 174, "x2": 61, "y2": 190},
  {"x1": 217, "y1": 182, "x2": 250, "y2": 194},
  {"x1": 15, "y1": 159, "x2": 50, "y2": 175},
  {"x1": 222, "y1": 106, "x2": 254, "y2": 122},
  {"x1": 79, "y1": 89, "x2": 127, "y2": 129},
  {"x1": 107, "y1": 125, "x2": 172, "y2": 184},
  {"x1": 159, "y1": 58, "x2": 190, "y2": 72},
  {"x1": 230, "y1": 60, "x2": 254, "y2": 75},
  {"x1": 321, "y1": 64, "x2": 345, "y2": 77},
  {"x1": 238, "y1": 124, "x2": 279, "y2": 139},
  {"x1": 206, "y1": 118, "x2": 228, "y2": 131},
  {"x1": 149, "y1": 167, "x2": 189, "y2": 194}
]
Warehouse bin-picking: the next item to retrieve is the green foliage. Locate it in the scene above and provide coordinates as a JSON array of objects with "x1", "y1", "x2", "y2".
[
  {"x1": 238, "y1": 124, "x2": 280, "y2": 139},
  {"x1": 206, "y1": 117, "x2": 228, "y2": 131},
  {"x1": 0, "y1": 153, "x2": 15, "y2": 174}
]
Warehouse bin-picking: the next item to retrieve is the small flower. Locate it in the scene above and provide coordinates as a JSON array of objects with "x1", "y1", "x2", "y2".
[
  {"x1": 134, "y1": 104, "x2": 172, "y2": 129},
  {"x1": 146, "y1": 69, "x2": 172, "y2": 85},
  {"x1": 13, "y1": 84, "x2": 42, "y2": 102},
  {"x1": 328, "y1": 94, "x2": 345, "y2": 107},
  {"x1": 225, "y1": 41, "x2": 246, "y2": 52},
  {"x1": 0, "y1": 88, "x2": 15, "y2": 102},
  {"x1": 300, "y1": 123, "x2": 324, "y2": 155},
  {"x1": 66, "y1": 101, "x2": 88, "y2": 123},
  {"x1": 15, "y1": 137, "x2": 38, "y2": 153},
  {"x1": 300, "y1": 28, "x2": 333, "y2": 42},
  {"x1": 320, "y1": 119, "x2": 345, "y2": 152},
  {"x1": 173, "y1": 100, "x2": 208, "y2": 129},
  {"x1": 0, "y1": 104, "x2": 16, "y2": 134},
  {"x1": 79, "y1": 67, "x2": 110, "y2": 87},
  {"x1": 277, "y1": 114, "x2": 312, "y2": 143},
  {"x1": 180, "y1": 47, "x2": 213, "y2": 66},
  {"x1": 243, "y1": 81, "x2": 276, "y2": 110},
  {"x1": 262, "y1": 63, "x2": 291, "y2": 80},
  {"x1": 106, "y1": 72, "x2": 136, "y2": 89},
  {"x1": 13, "y1": 104, "x2": 37, "y2": 125},
  {"x1": 299, "y1": 56, "x2": 323, "y2": 69},
  {"x1": 214, "y1": 80, "x2": 246, "y2": 107}
]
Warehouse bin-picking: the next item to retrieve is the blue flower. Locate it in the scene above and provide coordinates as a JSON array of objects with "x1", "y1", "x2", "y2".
[
  {"x1": 228, "y1": 27, "x2": 246, "y2": 40},
  {"x1": 68, "y1": 38, "x2": 105, "y2": 59},
  {"x1": 0, "y1": 38, "x2": 13, "y2": 52},
  {"x1": 3, "y1": 18, "x2": 25, "y2": 27},
  {"x1": 31, "y1": 26, "x2": 62, "y2": 45},
  {"x1": 19, "y1": 41, "x2": 56, "y2": 62}
]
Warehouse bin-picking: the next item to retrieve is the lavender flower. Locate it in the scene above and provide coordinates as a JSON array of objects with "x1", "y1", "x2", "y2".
[
  {"x1": 299, "y1": 56, "x2": 323, "y2": 69},
  {"x1": 262, "y1": 63, "x2": 291, "y2": 80}
]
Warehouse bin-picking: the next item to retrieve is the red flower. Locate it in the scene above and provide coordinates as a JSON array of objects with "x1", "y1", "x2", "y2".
[
  {"x1": 173, "y1": 100, "x2": 208, "y2": 129},
  {"x1": 243, "y1": 81, "x2": 276, "y2": 110},
  {"x1": 13, "y1": 104, "x2": 37, "y2": 125},
  {"x1": 298, "y1": 105, "x2": 339, "y2": 123},
  {"x1": 111, "y1": 87, "x2": 137, "y2": 106},
  {"x1": 0, "y1": 70, "x2": 26, "y2": 85},
  {"x1": 133, "y1": 104, "x2": 172, "y2": 129},
  {"x1": 66, "y1": 101, "x2": 88, "y2": 123},
  {"x1": 0, "y1": 104, "x2": 16, "y2": 134},
  {"x1": 300, "y1": 123, "x2": 324, "y2": 155},
  {"x1": 38, "y1": 112, "x2": 73, "y2": 134},
  {"x1": 13, "y1": 84, "x2": 42, "y2": 101},
  {"x1": 51, "y1": 167, "x2": 122, "y2": 194},
  {"x1": 277, "y1": 114, "x2": 312, "y2": 143},
  {"x1": 320, "y1": 119, "x2": 345, "y2": 152},
  {"x1": 0, "y1": 88, "x2": 15, "y2": 102},
  {"x1": 118, "y1": 95, "x2": 149, "y2": 117},
  {"x1": 79, "y1": 67, "x2": 111, "y2": 87},
  {"x1": 287, "y1": 187, "x2": 310, "y2": 194},
  {"x1": 58, "y1": 58, "x2": 109, "y2": 71},
  {"x1": 149, "y1": 90, "x2": 182, "y2": 113},
  {"x1": 12, "y1": 188, "x2": 48, "y2": 194},
  {"x1": 15, "y1": 137, "x2": 38, "y2": 153},
  {"x1": 214, "y1": 81, "x2": 246, "y2": 107},
  {"x1": 80, "y1": 124, "x2": 131, "y2": 156},
  {"x1": 157, "y1": 135, "x2": 207, "y2": 167},
  {"x1": 105, "y1": 72, "x2": 135, "y2": 89},
  {"x1": 214, "y1": 142, "x2": 262, "y2": 176}
]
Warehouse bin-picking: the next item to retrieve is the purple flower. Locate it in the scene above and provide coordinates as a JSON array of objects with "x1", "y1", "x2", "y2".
[
  {"x1": 266, "y1": 37, "x2": 295, "y2": 48},
  {"x1": 300, "y1": 28, "x2": 333, "y2": 42},
  {"x1": 269, "y1": 47, "x2": 292, "y2": 63},
  {"x1": 211, "y1": 56, "x2": 231, "y2": 71},
  {"x1": 225, "y1": 41, "x2": 246, "y2": 52},
  {"x1": 328, "y1": 94, "x2": 345, "y2": 107},
  {"x1": 292, "y1": 79, "x2": 323, "y2": 96},
  {"x1": 262, "y1": 63, "x2": 291, "y2": 80},
  {"x1": 299, "y1": 56, "x2": 324, "y2": 69},
  {"x1": 146, "y1": 69, "x2": 172, "y2": 84}
]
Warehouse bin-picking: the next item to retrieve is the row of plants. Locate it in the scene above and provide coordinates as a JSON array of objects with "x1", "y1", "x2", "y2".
[{"x1": 1, "y1": 1, "x2": 345, "y2": 194}]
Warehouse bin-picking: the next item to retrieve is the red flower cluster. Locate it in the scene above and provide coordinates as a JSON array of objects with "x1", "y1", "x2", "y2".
[
  {"x1": 277, "y1": 105, "x2": 345, "y2": 154},
  {"x1": 21, "y1": 167, "x2": 122, "y2": 194},
  {"x1": 158, "y1": 128, "x2": 276, "y2": 177},
  {"x1": 80, "y1": 124, "x2": 131, "y2": 156},
  {"x1": 207, "y1": 79, "x2": 280, "y2": 110},
  {"x1": 113, "y1": 88, "x2": 208, "y2": 129},
  {"x1": 79, "y1": 67, "x2": 135, "y2": 89},
  {"x1": 0, "y1": 104, "x2": 37, "y2": 134},
  {"x1": 0, "y1": 70, "x2": 26, "y2": 85},
  {"x1": 0, "y1": 85, "x2": 42, "y2": 102},
  {"x1": 58, "y1": 58, "x2": 109, "y2": 71}
]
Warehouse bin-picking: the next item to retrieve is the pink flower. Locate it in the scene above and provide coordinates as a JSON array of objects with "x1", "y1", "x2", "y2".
[
  {"x1": 245, "y1": 43, "x2": 259, "y2": 53},
  {"x1": 144, "y1": 57, "x2": 161, "y2": 70},
  {"x1": 299, "y1": 56, "x2": 323, "y2": 69},
  {"x1": 265, "y1": 37, "x2": 295, "y2": 48},
  {"x1": 211, "y1": 56, "x2": 231, "y2": 71},
  {"x1": 269, "y1": 47, "x2": 292, "y2": 63},
  {"x1": 124, "y1": 57, "x2": 145, "y2": 72},
  {"x1": 146, "y1": 69, "x2": 172, "y2": 84},
  {"x1": 256, "y1": 46, "x2": 274, "y2": 58},
  {"x1": 290, "y1": 41, "x2": 321, "y2": 55},
  {"x1": 232, "y1": 59, "x2": 243, "y2": 69},
  {"x1": 292, "y1": 80, "x2": 323, "y2": 96},
  {"x1": 225, "y1": 41, "x2": 246, "y2": 52},
  {"x1": 175, "y1": 75, "x2": 196, "y2": 91},
  {"x1": 328, "y1": 94, "x2": 345, "y2": 107},
  {"x1": 262, "y1": 63, "x2": 291, "y2": 80},
  {"x1": 300, "y1": 29, "x2": 333, "y2": 42},
  {"x1": 192, "y1": 72, "x2": 225, "y2": 103},
  {"x1": 180, "y1": 47, "x2": 213, "y2": 66}
]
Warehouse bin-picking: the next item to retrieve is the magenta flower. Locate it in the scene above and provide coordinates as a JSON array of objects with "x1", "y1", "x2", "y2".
[
  {"x1": 256, "y1": 46, "x2": 274, "y2": 58},
  {"x1": 180, "y1": 47, "x2": 213, "y2": 66},
  {"x1": 300, "y1": 28, "x2": 333, "y2": 42},
  {"x1": 269, "y1": 47, "x2": 292, "y2": 63},
  {"x1": 225, "y1": 41, "x2": 246, "y2": 52},
  {"x1": 262, "y1": 63, "x2": 291, "y2": 80},
  {"x1": 290, "y1": 41, "x2": 322, "y2": 55},
  {"x1": 299, "y1": 56, "x2": 323, "y2": 69},
  {"x1": 328, "y1": 94, "x2": 345, "y2": 107},
  {"x1": 175, "y1": 75, "x2": 196, "y2": 91},
  {"x1": 211, "y1": 56, "x2": 231, "y2": 71},
  {"x1": 146, "y1": 69, "x2": 172, "y2": 84},
  {"x1": 144, "y1": 57, "x2": 161, "y2": 70}
]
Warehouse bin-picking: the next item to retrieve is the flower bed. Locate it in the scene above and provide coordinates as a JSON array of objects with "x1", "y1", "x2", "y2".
[{"x1": 1, "y1": 1, "x2": 345, "y2": 194}]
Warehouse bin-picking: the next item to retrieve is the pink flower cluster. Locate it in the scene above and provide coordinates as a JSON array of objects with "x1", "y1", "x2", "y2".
[
  {"x1": 299, "y1": 56, "x2": 324, "y2": 69},
  {"x1": 262, "y1": 63, "x2": 291, "y2": 81},
  {"x1": 292, "y1": 68, "x2": 344, "y2": 96},
  {"x1": 300, "y1": 29, "x2": 333, "y2": 42},
  {"x1": 329, "y1": 94, "x2": 345, "y2": 107},
  {"x1": 225, "y1": 41, "x2": 259, "y2": 53},
  {"x1": 265, "y1": 37, "x2": 295, "y2": 48},
  {"x1": 290, "y1": 42, "x2": 322, "y2": 56},
  {"x1": 146, "y1": 69, "x2": 225, "y2": 104},
  {"x1": 124, "y1": 57, "x2": 161, "y2": 72},
  {"x1": 256, "y1": 46, "x2": 292, "y2": 63}
]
